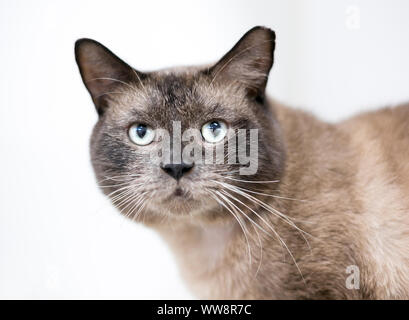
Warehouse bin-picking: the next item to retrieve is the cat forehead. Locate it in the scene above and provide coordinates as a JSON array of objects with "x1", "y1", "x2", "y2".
[
  {"x1": 151, "y1": 73, "x2": 197, "y2": 107},
  {"x1": 112, "y1": 70, "x2": 246, "y2": 115}
]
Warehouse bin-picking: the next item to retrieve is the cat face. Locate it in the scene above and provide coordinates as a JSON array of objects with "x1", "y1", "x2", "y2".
[{"x1": 75, "y1": 26, "x2": 285, "y2": 222}]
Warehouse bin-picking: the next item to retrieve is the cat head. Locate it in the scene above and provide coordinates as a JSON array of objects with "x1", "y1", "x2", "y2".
[{"x1": 75, "y1": 26, "x2": 285, "y2": 223}]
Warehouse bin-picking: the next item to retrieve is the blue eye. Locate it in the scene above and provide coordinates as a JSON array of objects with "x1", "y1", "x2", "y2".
[
  {"x1": 128, "y1": 123, "x2": 155, "y2": 145},
  {"x1": 201, "y1": 120, "x2": 227, "y2": 143},
  {"x1": 208, "y1": 121, "x2": 221, "y2": 132},
  {"x1": 136, "y1": 124, "x2": 147, "y2": 138}
]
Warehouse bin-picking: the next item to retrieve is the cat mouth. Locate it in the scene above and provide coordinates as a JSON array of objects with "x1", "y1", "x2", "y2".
[
  {"x1": 157, "y1": 188, "x2": 198, "y2": 214},
  {"x1": 164, "y1": 187, "x2": 195, "y2": 204},
  {"x1": 170, "y1": 187, "x2": 194, "y2": 199}
]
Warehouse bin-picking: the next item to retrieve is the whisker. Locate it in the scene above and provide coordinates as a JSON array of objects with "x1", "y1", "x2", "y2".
[
  {"x1": 207, "y1": 190, "x2": 252, "y2": 266},
  {"x1": 215, "y1": 180, "x2": 311, "y2": 239},
  {"x1": 219, "y1": 189, "x2": 285, "y2": 258},
  {"x1": 94, "y1": 91, "x2": 124, "y2": 99},
  {"x1": 252, "y1": 222, "x2": 263, "y2": 278},
  {"x1": 219, "y1": 188, "x2": 306, "y2": 284},
  {"x1": 233, "y1": 185, "x2": 306, "y2": 202},
  {"x1": 86, "y1": 77, "x2": 135, "y2": 90},
  {"x1": 223, "y1": 177, "x2": 280, "y2": 184},
  {"x1": 132, "y1": 68, "x2": 147, "y2": 92}
]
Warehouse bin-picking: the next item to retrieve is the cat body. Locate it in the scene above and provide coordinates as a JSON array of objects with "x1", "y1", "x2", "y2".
[
  {"x1": 75, "y1": 27, "x2": 409, "y2": 299},
  {"x1": 157, "y1": 102, "x2": 409, "y2": 299}
]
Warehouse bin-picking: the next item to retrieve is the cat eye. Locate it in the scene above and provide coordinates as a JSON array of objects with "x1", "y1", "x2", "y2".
[
  {"x1": 128, "y1": 123, "x2": 155, "y2": 145},
  {"x1": 201, "y1": 120, "x2": 227, "y2": 143}
]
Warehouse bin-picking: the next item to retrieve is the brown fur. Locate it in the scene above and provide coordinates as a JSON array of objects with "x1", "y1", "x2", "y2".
[{"x1": 75, "y1": 27, "x2": 409, "y2": 299}]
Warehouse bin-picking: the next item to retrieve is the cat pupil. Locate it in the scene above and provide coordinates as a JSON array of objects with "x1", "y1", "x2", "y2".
[
  {"x1": 136, "y1": 125, "x2": 147, "y2": 138},
  {"x1": 209, "y1": 121, "x2": 221, "y2": 135}
]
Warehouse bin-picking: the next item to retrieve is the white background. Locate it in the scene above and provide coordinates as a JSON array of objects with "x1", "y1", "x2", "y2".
[{"x1": 1, "y1": 0, "x2": 409, "y2": 299}]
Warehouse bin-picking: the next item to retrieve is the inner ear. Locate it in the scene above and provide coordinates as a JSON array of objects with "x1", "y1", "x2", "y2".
[
  {"x1": 75, "y1": 39, "x2": 145, "y2": 115},
  {"x1": 207, "y1": 26, "x2": 275, "y2": 100}
]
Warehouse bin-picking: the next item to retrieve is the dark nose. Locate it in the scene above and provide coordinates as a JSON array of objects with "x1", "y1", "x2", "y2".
[{"x1": 161, "y1": 163, "x2": 194, "y2": 181}]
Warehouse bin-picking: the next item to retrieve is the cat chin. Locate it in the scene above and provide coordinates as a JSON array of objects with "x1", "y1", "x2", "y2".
[
  {"x1": 155, "y1": 198, "x2": 202, "y2": 216},
  {"x1": 146, "y1": 193, "x2": 217, "y2": 218}
]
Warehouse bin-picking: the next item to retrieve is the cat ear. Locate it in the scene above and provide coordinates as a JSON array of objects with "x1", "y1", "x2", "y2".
[
  {"x1": 208, "y1": 26, "x2": 275, "y2": 100},
  {"x1": 75, "y1": 38, "x2": 144, "y2": 115}
]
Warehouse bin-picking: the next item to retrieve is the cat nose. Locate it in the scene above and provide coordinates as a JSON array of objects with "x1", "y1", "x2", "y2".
[{"x1": 161, "y1": 163, "x2": 194, "y2": 181}]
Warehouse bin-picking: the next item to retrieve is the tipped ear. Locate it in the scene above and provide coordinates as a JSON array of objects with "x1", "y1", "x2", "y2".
[
  {"x1": 75, "y1": 39, "x2": 144, "y2": 115},
  {"x1": 208, "y1": 26, "x2": 275, "y2": 100}
]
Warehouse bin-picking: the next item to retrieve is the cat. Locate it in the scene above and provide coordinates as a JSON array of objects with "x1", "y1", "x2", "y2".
[{"x1": 75, "y1": 26, "x2": 409, "y2": 299}]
